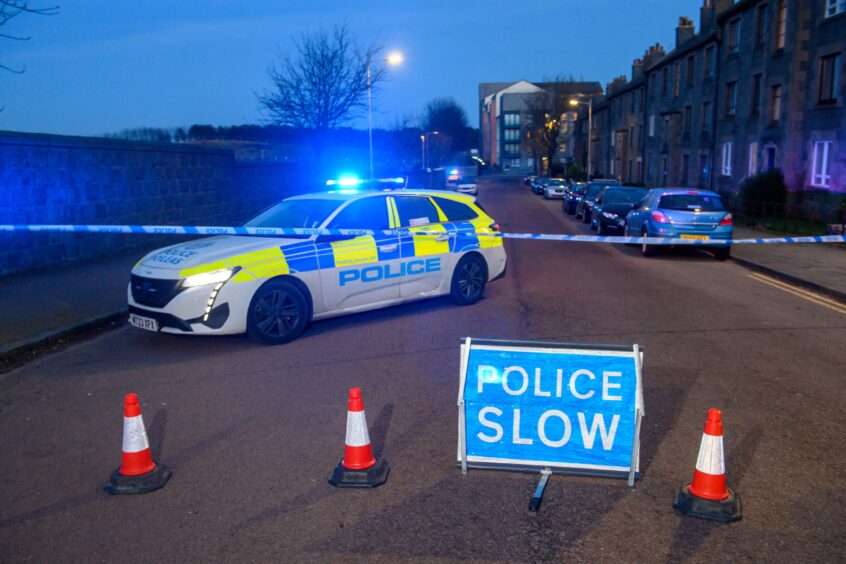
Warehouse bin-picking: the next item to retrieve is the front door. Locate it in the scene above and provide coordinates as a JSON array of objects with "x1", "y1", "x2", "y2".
[{"x1": 319, "y1": 196, "x2": 401, "y2": 312}]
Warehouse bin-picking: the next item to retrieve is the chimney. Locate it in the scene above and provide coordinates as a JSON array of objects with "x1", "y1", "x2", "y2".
[
  {"x1": 642, "y1": 43, "x2": 666, "y2": 69},
  {"x1": 676, "y1": 16, "x2": 695, "y2": 47},
  {"x1": 700, "y1": 0, "x2": 716, "y2": 32},
  {"x1": 632, "y1": 57, "x2": 645, "y2": 80}
]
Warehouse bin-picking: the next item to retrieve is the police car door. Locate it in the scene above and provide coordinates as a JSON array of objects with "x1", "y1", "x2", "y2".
[
  {"x1": 392, "y1": 195, "x2": 450, "y2": 297},
  {"x1": 318, "y1": 195, "x2": 401, "y2": 312}
]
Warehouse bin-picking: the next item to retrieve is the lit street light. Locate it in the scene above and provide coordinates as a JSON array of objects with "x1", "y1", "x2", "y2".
[
  {"x1": 367, "y1": 51, "x2": 403, "y2": 179},
  {"x1": 569, "y1": 95, "x2": 593, "y2": 180}
]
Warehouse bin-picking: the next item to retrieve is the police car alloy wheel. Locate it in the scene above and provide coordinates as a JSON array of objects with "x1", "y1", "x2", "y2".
[
  {"x1": 246, "y1": 279, "x2": 309, "y2": 344},
  {"x1": 451, "y1": 254, "x2": 487, "y2": 305}
]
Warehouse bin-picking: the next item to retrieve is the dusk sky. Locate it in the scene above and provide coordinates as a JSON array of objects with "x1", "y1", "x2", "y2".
[{"x1": 1, "y1": 0, "x2": 703, "y2": 136}]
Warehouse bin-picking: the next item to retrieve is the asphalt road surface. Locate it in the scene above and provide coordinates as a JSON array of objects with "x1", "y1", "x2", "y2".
[{"x1": 1, "y1": 177, "x2": 844, "y2": 562}]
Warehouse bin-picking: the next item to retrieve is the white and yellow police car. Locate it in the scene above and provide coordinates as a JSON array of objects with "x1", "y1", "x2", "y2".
[{"x1": 128, "y1": 190, "x2": 507, "y2": 344}]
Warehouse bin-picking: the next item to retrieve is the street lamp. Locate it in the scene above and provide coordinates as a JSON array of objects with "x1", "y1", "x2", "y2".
[
  {"x1": 367, "y1": 51, "x2": 403, "y2": 179},
  {"x1": 569, "y1": 95, "x2": 593, "y2": 180},
  {"x1": 421, "y1": 130, "x2": 439, "y2": 170}
]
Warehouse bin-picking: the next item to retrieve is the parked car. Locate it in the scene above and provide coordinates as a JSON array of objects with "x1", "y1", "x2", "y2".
[
  {"x1": 542, "y1": 178, "x2": 568, "y2": 199},
  {"x1": 575, "y1": 179, "x2": 619, "y2": 223},
  {"x1": 454, "y1": 175, "x2": 478, "y2": 195},
  {"x1": 524, "y1": 175, "x2": 537, "y2": 186},
  {"x1": 624, "y1": 188, "x2": 733, "y2": 260},
  {"x1": 591, "y1": 186, "x2": 648, "y2": 234},
  {"x1": 530, "y1": 177, "x2": 549, "y2": 194},
  {"x1": 563, "y1": 182, "x2": 587, "y2": 214}
]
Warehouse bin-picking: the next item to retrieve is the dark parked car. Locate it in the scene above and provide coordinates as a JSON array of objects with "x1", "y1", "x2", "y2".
[
  {"x1": 575, "y1": 180, "x2": 619, "y2": 223},
  {"x1": 563, "y1": 182, "x2": 587, "y2": 214},
  {"x1": 530, "y1": 177, "x2": 549, "y2": 194},
  {"x1": 591, "y1": 186, "x2": 648, "y2": 234}
]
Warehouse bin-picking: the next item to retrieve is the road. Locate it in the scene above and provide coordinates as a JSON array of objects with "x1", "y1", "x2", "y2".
[{"x1": 1, "y1": 176, "x2": 844, "y2": 562}]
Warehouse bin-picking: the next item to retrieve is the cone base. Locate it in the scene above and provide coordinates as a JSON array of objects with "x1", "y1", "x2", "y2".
[
  {"x1": 673, "y1": 484, "x2": 742, "y2": 522},
  {"x1": 104, "y1": 463, "x2": 172, "y2": 495},
  {"x1": 328, "y1": 457, "x2": 389, "y2": 488}
]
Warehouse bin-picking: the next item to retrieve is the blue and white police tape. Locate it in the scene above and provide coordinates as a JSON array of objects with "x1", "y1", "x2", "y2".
[{"x1": 1, "y1": 224, "x2": 844, "y2": 246}]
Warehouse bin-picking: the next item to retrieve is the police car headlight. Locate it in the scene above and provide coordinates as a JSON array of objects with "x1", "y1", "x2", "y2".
[
  {"x1": 182, "y1": 267, "x2": 237, "y2": 288},
  {"x1": 602, "y1": 212, "x2": 618, "y2": 219}
]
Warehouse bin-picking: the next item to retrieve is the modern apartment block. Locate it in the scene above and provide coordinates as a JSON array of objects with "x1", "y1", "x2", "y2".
[
  {"x1": 574, "y1": 0, "x2": 845, "y2": 203},
  {"x1": 479, "y1": 80, "x2": 601, "y2": 174}
]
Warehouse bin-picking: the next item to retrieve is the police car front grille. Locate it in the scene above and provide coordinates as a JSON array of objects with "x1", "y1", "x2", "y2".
[{"x1": 130, "y1": 275, "x2": 185, "y2": 308}]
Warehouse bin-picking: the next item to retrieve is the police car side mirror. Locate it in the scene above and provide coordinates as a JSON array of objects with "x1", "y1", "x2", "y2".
[{"x1": 316, "y1": 234, "x2": 357, "y2": 243}]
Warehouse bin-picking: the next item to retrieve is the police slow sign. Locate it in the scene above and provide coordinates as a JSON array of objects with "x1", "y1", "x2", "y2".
[{"x1": 457, "y1": 338, "x2": 644, "y2": 484}]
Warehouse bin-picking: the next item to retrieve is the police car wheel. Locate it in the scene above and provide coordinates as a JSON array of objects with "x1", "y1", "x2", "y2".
[
  {"x1": 451, "y1": 255, "x2": 487, "y2": 305},
  {"x1": 247, "y1": 280, "x2": 309, "y2": 344}
]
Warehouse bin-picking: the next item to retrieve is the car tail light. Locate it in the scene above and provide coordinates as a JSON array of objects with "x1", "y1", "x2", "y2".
[
  {"x1": 489, "y1": 222, "x2": 501, "y2": 232},
  {"x1": 719, "y1": 213, "x2": 733, "y2": 226},
  {"x1": 651, "y1": 211, "x2": 670, "y2": 223}
]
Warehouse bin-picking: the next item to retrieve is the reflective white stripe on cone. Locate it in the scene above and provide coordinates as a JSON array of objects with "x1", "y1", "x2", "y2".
[
  {"x1": 345, "y1": 410, "x2": 370, "y2": 448},
  {"x1": 122, "y1": 415, "x2": 151, "y2": 453},
  {"x1": 695, "y1": 432, "x2": 725, "y2": 476}
]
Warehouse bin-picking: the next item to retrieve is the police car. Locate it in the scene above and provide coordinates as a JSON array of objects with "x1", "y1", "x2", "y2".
[{"x1": 128, "y1": 191, "x2": 507, "y2": 344}]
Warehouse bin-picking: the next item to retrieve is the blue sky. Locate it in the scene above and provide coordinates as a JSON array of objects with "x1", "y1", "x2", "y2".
[{"x1": 0, "y1": 0, "x2": 703, "y2": 135}]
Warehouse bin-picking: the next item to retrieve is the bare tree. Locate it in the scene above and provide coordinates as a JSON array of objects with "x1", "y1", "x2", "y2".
[
  {"x1": 421, "y1": 97, "x2": 471, "y2": 166},
  {"x1": 257, "y1": 24, "x2": 384, "y2": 131},
  {"x1": 524, "y1": 76, "x2": 588, "y2": 175},
  {"x1": 1, "y1": 0, "x2": 59, "y2": 74}
]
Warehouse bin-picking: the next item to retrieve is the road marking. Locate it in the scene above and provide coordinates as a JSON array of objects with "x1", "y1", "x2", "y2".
[{"x1": 748, "y1": 272, "x2": 846, "y2": 316}]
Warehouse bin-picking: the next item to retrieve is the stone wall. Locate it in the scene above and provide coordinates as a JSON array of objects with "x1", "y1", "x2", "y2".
[{"x1": 0, "y1": 131, "x2": 307, "y2": 276}]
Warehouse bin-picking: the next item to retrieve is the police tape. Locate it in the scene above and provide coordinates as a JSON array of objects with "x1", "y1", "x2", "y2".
[{"x1": 1, "y1": 224, "x2": 844, "y2": 246}]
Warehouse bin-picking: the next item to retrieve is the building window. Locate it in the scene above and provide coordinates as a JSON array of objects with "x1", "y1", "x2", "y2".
[
  {"x1": 811, "y1": 141, "x2": 833, "y2": 187},
  {"x1": 503, "y1": 113, "x2": 520, "y2": 127},
  {"x1": 770, "y1": 84, "x2": 782, "y2": 123},
  {"x1": 507, "y1": 158, "x2": 521, "y2": 168},
  {"x1": 686, "y1": 55, "x2": 695, "y2": 86},
  {"x1": 819, "y1": 53, "x2": 841, "y2": 103},
  {"x1": 699, "y1": 154, "x2": 710, "y2": 185},
  {"x1": 702, "y1": 101, "x2": 712, "y2": 131},
  {"x1": 726, "y1": 82, "x2": 738, "y2": 116},
  {"x1": 722, "y1": 142, "x2": 733, "y2": 176},
  {"x1": 681, "y1": 153, "x2": 690, "y2": 185},
  {"x1": 503, "y1": 128, "x2": 520, "y2": 141},
  {"x1": 748, "y1": 142, "x2": 759, "y2": 176},
  {"x1": 776, "y1": 0, "x2": 787, "y2": 49},
  {"x1": 674, "y1": 61, "x2": 681, "y2": 96},
  {"x1": 503, "y1": 143, "x2": 521, "y2": 155},
  {"x1": 827, "y1": 0, "x2": 846, "y2": 17},
  {"x1": 663, "y1": 116, "x2": 671, "y2": 143},
  {"x1": 704, "y1": 46, "x2": 715, "y2": 78},
  {"x1": 755, "y1": 4, "x2": 768, "y2": 46},
  {"x1": 751, "y1": 74, "x2": 762, "y2": 113},
  {"x1": 729, "y1": 19, "x2": 742, "y2": 54},
  {"x1": 662, "y1": 67, "x2": 669, "y2": 94},
  {"x1": 649, "y1": 114, "x2": 655, "y2": 137},
  {"x1": 650, "y1": 74, "x2": 656, "y2": 98},
  {"x1": 629, "y1": 126, "x2": 634, "y2": 149},
  {"x1": 684, "y1": 105, "x2": 692, "y2": 134}
]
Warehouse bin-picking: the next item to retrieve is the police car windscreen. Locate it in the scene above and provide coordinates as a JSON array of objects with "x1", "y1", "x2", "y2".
[{"x1": 245, "y1": 199, "x2": 340, "y2": 235}]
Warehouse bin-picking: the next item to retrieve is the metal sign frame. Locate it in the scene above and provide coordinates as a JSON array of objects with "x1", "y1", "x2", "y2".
[{"x1": 457, "y1": 337, "x2": 645, "y2": 486}]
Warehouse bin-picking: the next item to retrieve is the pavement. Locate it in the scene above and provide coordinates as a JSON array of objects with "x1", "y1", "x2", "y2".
[
  {"x1": 2, "y1": 177, "x2": 845, "y2": 561},
  {"x1": 0, "y1": 211, "x2": 844, "y2": 358}
]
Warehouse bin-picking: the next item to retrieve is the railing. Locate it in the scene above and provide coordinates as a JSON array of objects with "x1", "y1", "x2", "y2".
[{"x1": 723, "y1": 195, "x2": 844, "y2": 235}]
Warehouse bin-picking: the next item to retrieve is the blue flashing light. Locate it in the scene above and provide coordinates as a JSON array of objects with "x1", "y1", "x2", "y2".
[
  {"x1": 449, "y1": 168, "x2": 459, "y2": 175},
  {"x1": 393, "y1": 177, "x2": 405, "y2": 184}
]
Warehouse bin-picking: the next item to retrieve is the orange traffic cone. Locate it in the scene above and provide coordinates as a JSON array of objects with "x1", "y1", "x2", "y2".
[
  {"x1": 104, "y1": 393, "x2": 172, "y2": 495},
  {"x1": 329, "y1": 388, "x2": 389, "y2": 488},
  {"x1": 673, "y1": 408, "x2": 741, "y2": 522}
]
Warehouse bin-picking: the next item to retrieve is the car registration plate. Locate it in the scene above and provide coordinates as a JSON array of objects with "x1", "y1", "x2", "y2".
[
  {"x1": 680, "y1": 234, "x2": 709, "y2": 240},
  {"x1": 129, "y1": 314, "x2": 159, "y2": 332}
]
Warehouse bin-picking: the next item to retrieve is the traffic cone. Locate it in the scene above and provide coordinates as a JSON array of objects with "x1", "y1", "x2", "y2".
[
  {"x1": 104, "y1": 393, "x2": 172, "y2": 495},
  {"x1": 328, "y1": 387, "x2": 389, "y2": 488},
  {"x1": 673, "y1": 408, "x2": 742, "y2": 522}
]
